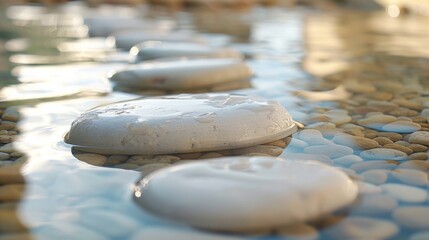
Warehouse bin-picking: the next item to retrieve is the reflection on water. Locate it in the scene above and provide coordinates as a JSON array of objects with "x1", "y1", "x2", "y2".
[{"x1": 0, "y1": 2, "x2": 428, "y2": 240}]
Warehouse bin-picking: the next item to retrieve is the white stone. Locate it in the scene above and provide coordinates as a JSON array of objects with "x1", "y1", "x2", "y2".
[
  {"x1": 131, "y1": 227, "x2": 244, "y2": 240},
  {"x1": 360, "y1": 148, "x2": 407, "y2": 161},
  {"x1": 351, "y1": 193, "x2": 397, "y2": 215},
  {"x1": 132, "y1": 42, "x2": 242, "y2": 61},
  {"x1": 134, "y1": 157, "x2": 358, "y2": 232},
  {"x1": 360, "y1": 169, "x2": 388, "y2": 185},
  {"x1": 325, "y1": 217, "x2": 398, "y2": 239},
  {"x1": 393, "y1": 207, "x2": 429, "y2": 230},
  {"x1": 381, "y1": 121, "x2": 421, "y2": 133},
  {"x1": 380, "y1": 183, "x2": 428, "y2": 203},
  {"x1": 391, "y1": 169, "x2": 428, "y2": 186},
  {"x1": 303, "y1": 144, "x2": 353, "y2": 159},
  {"x1": 333, "y1": 155, "x2": 363, "y2": 166},
  {"x1": 110, "y1": 58, "x2": 252, "y2": 91},
  {"x1": 66, "y1": 94, "x2": 297, "y2": 155}
]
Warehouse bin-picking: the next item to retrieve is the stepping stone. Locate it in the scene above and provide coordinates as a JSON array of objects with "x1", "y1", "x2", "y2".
[
  {"x1": 110, "y1": 58, "x2": 252, "y2": 91},
  {"x1": 134, "y1": 156, "x2": 358, "y2": 232},
  {"x1": 65, "y1": 94, "x2": 297, "y2": 155},
  {"x1": 132, "y1": 42, "x2": 242, "y2": 61}
]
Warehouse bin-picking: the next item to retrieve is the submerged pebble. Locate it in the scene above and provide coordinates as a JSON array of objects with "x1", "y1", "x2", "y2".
[
  {"x1": 393, "y1": 207, "x2": 429, "y2": 230},
  {"x1": 134, "y1": 157, "x2": 358, "y2": 232},
  {"x1": 360, "y1": 148, "x2": 407, "y2": 161},
  {"x1": 325, "y1": 217, "x2": 398, "y2": 239},
  {"x1": 380, "y1": 183, "x2": 428, "y2": 203}
]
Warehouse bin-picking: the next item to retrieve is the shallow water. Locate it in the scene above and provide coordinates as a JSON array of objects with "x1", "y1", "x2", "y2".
[{"x1": 0, "y1": 3, "x2": 428, "y2": 240}]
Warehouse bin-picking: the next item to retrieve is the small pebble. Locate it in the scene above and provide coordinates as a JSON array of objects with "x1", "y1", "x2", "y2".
[
  {"x1": 303, "y1": 144, "x2": 353, "y2": 159},
  {"x1": 351, "y1": 160, "x2": 398, "y2": 172},
  {"x1": 373, "y1": 137, "x2": 394, "y2": 146},
  {"x1": 389, "y1": 107, "x2": 419, "y2": 117},
  {"x1": 263, "y1": 139, "x2": 287, "y2": 148},
  {"x1": 391, "y1": 169, "x2": 428, "y2": 186},
  {"x1": 0, "y1": 165, "x2": 24, "y2": 184},
  {"x1": 298, "y1": 129, "x2": 328, "y2": 145},
  {"x1": 288, "y1": 138, "x2": 309, "y2": 149},
  {"x1": 0, "y1": 121, "x2": 15, "y2": 131},
  {"x1": 332, "y1": 135, "x2": 379, "y2": 150},
  {"x1": 0, "y1": 210, "x2": 27, "y2": 232},
  {"x1": 231, "y1": 145, "x2": 284, "y2": 156},
  {"x1": 383, "y1": 143, "x2": 413, "y2": 155},
  {"x1": 376, "y1": 132, "x2": 402, "y2": 141},
  {"x1": 357, "y1": 115, "x2": 396, "y2": 130},
  {"x1": 333, "y1": 155, "x2": 363, "y2": 166},
  {"x1": 394, "y1": 140, "x2": 410, "y2": 147},
  {"x1": 107, "y1": 155, "x2": 129, "y2": 164},
  {"x1": 397, "y1": 160, "x2": 429, "y2": 171},
  {"x1": 360, "y1": 148, "x2": 407, "y2": 161},
  {"x1": 351, "y1": 193, "x2": 397, "y2": 215},
  {"x1": 409, "y1": 152, "x2": 428, "y2": 160},
  {"x1": 74, "y1": 153, "x2": 107, "y2": 166},
  {"x1": 381, "y1": 121, "x2": 421, "y2": 133},
  {"x1": 393, "y1": 207, "x2": 429, "y2": 230},
  {"x1": 360, "y1": 169, "x2": 388, "y2": 185},
  {"x1": 408, "y1": 131, "x2": 429, "y2": 146},
  {"x1": 325, "y1": 217, "x2": 398, "y2": 240},
  {"x1": 392, "y1": 98, "x2": 423, "y2": 111},
  {"x1": 0, "y1": 152, "x2": 10, "y2": 161},
  {"x1": 356, "y1": 181, "x2": 382, "y2": 195},
  {"x1": 1, "y1": 107, "x2": 20, "y2": 122},
  {"x1": 380, "y1": 183, "x2": 428, "y2": 203}
]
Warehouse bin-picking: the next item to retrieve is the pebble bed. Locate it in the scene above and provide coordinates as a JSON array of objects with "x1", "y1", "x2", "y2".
[{"x1": 0, "y1": 3, "x2": 428, "y2": 240}]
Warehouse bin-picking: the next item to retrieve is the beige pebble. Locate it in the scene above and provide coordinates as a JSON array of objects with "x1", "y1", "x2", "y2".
[
  {"x1": 367, "y1": 100, "x2": 398, "y2": 112},
  {"x1": 396, "y1": 116, "x2": 412, "y2": 122},
  {"x1": 397, "y1": 160, "x2": 429, "y2": 171},
  {"x1": 0, "y1": 130, "x2": 7, "y2": 135},
  {"x1": 0, "y1": 121, "x2": 16, "y2": 131},
  {"x1": 408, "y1": 144, "x2": 427, "y2": 153},
  {"x1": 391, "y1": 169, "x2": 428, "y2": 186},
  {"x1": 276, "y1": 223, "x2": 318, "y2": 240},
  {"x1": 307, "y1": 122, "x2": 343, "y2": 138},
  {"x1": 303, "y1": 144, "x2": 353, "y2": 159},
  {"x1": 376, "y1": 132, "x2": 402, "y2": 141},
  {"x1": 381, "y1": 121, "x2": 421, "y2": 133},
  {"x1": 1, "y1": 107, "x2": 20, "y2": 122},
  {"x1": 0, "y1": 184, "x2": 25, "y2": 202},
  {"x1": 7, "y1": 131, "x2": 17, "y2": 136},
  {"x1": 408, "y1": 131, "x2": 429, "y2": 146},
  {"x1": 410, "y1": 231, "x2": 429, "y2": 240},
  {"x1": 392, "y1": 98, "x2": 423, "y2": 111},
  {"x1": 0, "y1": 144, "x2": 15, "y2": 153},
  {"x1": 114, "y1": 163, "x2": 139, "y2": 170},
  {"x1": 333, "y1": 155, "x2": 363, "y2": 166},
  {"x1": 0, "y1": 135, "x2": 15, "y2": 144},
  {"x1": 389, "y1": 107, "x2": 419, "y2": 117},
  {"x1": 325, "y1": 217, "x2": 398, "y2": 240},
  {"x1": 135, "y1": 163, "x2": 171, "y2": 177},
  {"x1": 231, "y1": 145, "x2": 284, "y2": 156},
  {"x1": 307, "y1": 113, "x2": 330, "y2": 123},
  {"x1": 263, "y1": 139, "x2": 286, "y2": 148},
  {"x1": 395, "y1": 140, "x2": 410, "y2": 147},
  {"x1": 0, "y1": 210, "x2": 28, "y2": 232},
  {"x1": 363, "y1": 130, "x2": 377, "y2": 139},
  {"x1": 365, "y1": 112, "x2": 384, "y2": 117},
  {"x1": 332, "y1": 135, "x2": 379, "y2": 150},
  {"x1": 342, "y1": 128, "x2": 364, "y2": 137},
  {"x1": 373, "y1": 137, "x2": 393, "y2": 146},
  {"x1": 383, "y1": 143, "x2": 413, "y2": 155},
  {"x1": 75, "y1": 153, "x2": 107, "y2": 166},
  {"x1": 351, "y1": 160, "x2": 398, "y2": 172},
  {"x1": 351, "y1": 193, "x2": 397, "y2": 215},
  {"x1": 357, "y1": 115, "x2": 397, "y2": 130},
  {"x1": 106, "y1": 155, "x2": 129, "y2": 165},
  {"x1": 345, "y1": 81, "x2": 376, "y2": 94},
  {"x1": 0, "y1": 152, "x2": 10, "y2": 161},
  {"x1": 393, "y1": 207, "x2": 429, "y2": 230},
  {"x1": 360, "y1": 169, "x2": 388, "y2": 185},
  {"x1": 199, "y1": 152, "x2": 224, "y2": 159},
  {"x1": 411, "y1": 116, "x2": 428, "y2": 123},
  {"x1": 409, "y1": 152, "x2": 428, "y2": 160},
  {"x1": 0, "y1": 202, "x2": 18, "y2": 210},
  {"x1": 339, "y1": 123, "x2": 364, "y2": 130},
  {"x1": 298, "y1": 129, "x2": 329, "y2": 145},
  {"x1": 325, "y1": 111, "x2": 352, "y2": 126},
  {"x1": 380, "y1": 183, "x2": 428, "y2": 203},
  {"x1": 354, "y1": 106, "x2": 379, "y2": 115},
  {"x1": 0, "y1": 165, "x2": 24, "y2": 184},
  {"x1": 360, "y1": 148, "x2": 407, "y2": 161}
]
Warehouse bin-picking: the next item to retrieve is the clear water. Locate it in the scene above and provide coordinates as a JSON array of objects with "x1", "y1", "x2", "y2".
[{"x1": 0, "y1": 3, "x2": 428, "y2": 240}]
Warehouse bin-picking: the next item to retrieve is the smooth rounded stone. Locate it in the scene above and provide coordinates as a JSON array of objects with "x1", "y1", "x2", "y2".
[
  {"x1": 363, "y1": 129, "x2": 378, "y2": 139},
  {"x1": 79, "y1": 210, "x2": 140, "y2": 238},
  {"x1": 132, "y1": 42, "x2": 242, "y2": 61},
  {"x1": 65, "y1": 94, "x2": 297, "y2": 155},
  {"x1": 0, "y1": 152, "x2": 10, "y2": 160},
  {"x1": 339, "y1": 123, "x2": 365, "y2": 130},
  {"x1": 376, "y1": 132, "x2": 403, "y2": 141},
  {"x1": 380, "y1": 183, "x2": 428, "y2": 203},
  {"x1": 276, "y1": 223, "x2": 319, "y2": 240},
  {"x1": 303, "y1": 144, "x2": 353, "y2": 159},
  {"x1": 0, "y1": 130, "x2": 7, "y2": 135},
  {"x1": 409, "y1": 152, "x2": 429, "y2": 160},
  {"x1": 134, "y1": 157, "x2": 358, "y2": 232},
  {"x1": 74, "y1": 153, "x2": 107, "y2": 166},
  {"x1": 0, "y1": 135, "x2": 15, "y2": 144},
  {"x1": 394, "y1": 140, "x2": 410, "y2": 147},
  {"x1": 410, "y1": 231, "x2": 429, "y2": 240},
  {"x1": 306, "y1": 122, "x2": 343, "y2": 138},
  {"x1": 0, "y1": 210, "x2": 27, "y2": 232},
  {"x1": 351, "y1": 160, "x2": 398, "y2": 173},
  {"x1": 391, "y1": 169, "x2": 428, "y2": 186},
  {"x1": 345, "y1": 81, "x2": 376, "y2": 93},
  {"x1": 231, "y1": 145, "x2": 284, "y2": 156},
  {"x1": 0, "y1": 184, "x2": 25, "y2": 202},
  {"x1": 390, "y1": 107, "x2": 419, "y2": 117},
  {"x1": 360, "y1": 169, "x2": 388, "y2": 185},
  {"x1": 110, "y1": 59, "x2": 252, "y2": 91},
  {"x1": 131, "y1": 227, "x2": 244, "y2": 240},
  {"x1": 263, "y1": 139, "x2": 287, "y2": 148},
  {"x1": 351, "y1": 193, "x2": 397, "y2": 215},
  {"x1": 106, "y1": 155, "x2": 129, "y2": 165},
  {"x1": 297, "y1": 129, "x2": 331, "y2": 145},
  {"x1": 392, "y1": 98, "x2": 424, "y2": 111},
  {"x1": 324, "y1": 110, "x2": 352, "y2": 126},
  {"x1": 332, "y1": 135, "x2": 379, "y2": 150},
  {"x1": 393, "y1": 207, "x2": 429, "y2": 230},
  {"x1": 360, "y1": 148, "x2": 407, "y2": 161},
  {"x1": 0, "y1": 121, "x2": 16, "y2": 131},
  {"x1": 288, "y1": 138, "x2": 309, "y2": 149},
  {"x1": 1, "y1": 107, "x2": 20, "y2": 122},
  {"x1": 356, "y1": 181, "x2": 382, "y2": 195},
  {"x1": 135, "y1": 163, "x2": 171, "y2": 176},
  {"x1": 176, "y1": 152, "x2": 202, "y2": 160},
  {"x1": 357, "y1": 115, "x2": 397, "y2": 130},
  {"x1": 342, "y1": 128, "x2": 364, "y2": 137},
  {"x1": 396, "y1": 116, "x2": 413, "y2": 122},
  {"x1": 383, "y1": 143, "x2": 413, "y2": 155},
  {"x1": 381, "y1": 121, "x2": 421, "y2": 133},
  {"x1": 408, "y1": 131, "x2": 429, "y2": 146},
  {"x1": 325, "y1": 217, "x2": 398, "y2": 240},
  {"x1": 397, "y1": 160, "x2": 429, "y2": 171},
  {"x1": 408, "y1": 144, "x2": 428, "y2": 152},
  {"x1": 333, "y1": 155, "x2": 363, "y2": 166},
  {"x1": 367, "y1": 100, "x2": 398, "y2": 112}
]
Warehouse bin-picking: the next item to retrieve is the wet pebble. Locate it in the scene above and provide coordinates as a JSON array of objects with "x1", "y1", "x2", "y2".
[
  {"x1": 409, "y1": 152, "x2": 428, "y2": 160},
  {"x1": 356, "y1": 181, "x2": 382, "y2": 195},
  {"x1": 389, "y1": 107, "x2": 419, "y2": 117},
  {"x1": 297, "y1": 129, "x2": 330, "y2": 145},
  {"x1": 0, "y1": 152, "x2": 10, "y2": 160},
  {"x1": 74, "y1": 153, "x2": 107, "y2": 166},
  {"x1": 351, "y1": 160, "x2": 398, "y2": 172},
  {"x1": 360, "y1": 169, "x2": 388, "y2": 185},
  {"x1": 351, "y1": 193, "x2": 397, "y2": 215},
  {"x1": 333, "y1": 155, "x2": 363, "y2": 166},
  {"x1": 324, "y1": 110, "x2": 351, "y2": 126},
  {"x1": 381, "y1": 121, "x2": 421, "y2": 133},
  {"x1": 199, "y1": 152, "x2": 225, "y2": 159},
  {"x1": 391, "y1": 169, "x2": 428, "y2": 186},
  {"x1": 392, "y1": 98, "x2": 423, "y2": 111},
  {"x1": 325, "y1": 217, "x2": 398, "y2": 240},
  {"x1": 0, "y1": 165, "x2": 24, "y2": 184},
  {"x1": 380, "y1": 183, "x2": 428, "y2": 203},
  {"x1": 1, "y1": 107, "x2": 20, "y2": 122},
  {"x1": 114, "y1": 163, "x2": 139, "y2": 170},
  {"x1": 407, "y1": 143, "x2": 427, "y2": 152},
  {"x1": 288, "y1": 138, "x2": 309, "y2": 149},
  {"x1": 332, "y1": 135, "x2": 379, "y2": 150},
  {"x1": 357, "y1": 115, "x2": 396, "y2": 130},
  {"x1": 397, "y1": 160, "x2": 429, "y2": 171},
  {"x1": 303, "y1": 144, "x2": 353, "y2": 159},
  {"x1": 0, "y1": 121, "x2": 16, "y2": 131},
  {"x1": 106, "y1": 155, "x2": 129, "y2": 165},
  {"x1": 360, "y1": 148, "x2": 407, "y2": 161},
  {"x1": 376, "y1": 132, "x2": 402, "y2": 141},
  {"x1": 276, "y1": 223, "x2": 319, "y2": 240},
  {"x1": 231, "y1": 145, "x2": 284, "y2": 156},
  {"x1": 131, "y1": 227, "x2": 244, "y2": 240},
  {"x1": 0, "y1": 210, "x2": 27, "y2": 232},
  {"x1": 383, "y1": 143, "x2": 413, "y2": 155},
  {"x1": 408, "y1": 131, "x2": 429, "y2": 146},
  {"x1": 393, "y1": 207, "x2": 429, "y2": 230}
]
